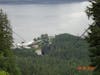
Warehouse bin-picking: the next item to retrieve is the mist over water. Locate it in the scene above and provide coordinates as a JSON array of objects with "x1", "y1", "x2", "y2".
[{"x1": 0, "y1": 1, "x2": 89, "y2": 43}]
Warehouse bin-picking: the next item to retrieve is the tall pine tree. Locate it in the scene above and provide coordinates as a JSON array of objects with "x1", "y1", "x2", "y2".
[
  {"x1": 86, "y1": 0, "x2": 100, "y2": 75},
  {"x1": 0, "y1": 9, "x2": 21, "y2": 75}
]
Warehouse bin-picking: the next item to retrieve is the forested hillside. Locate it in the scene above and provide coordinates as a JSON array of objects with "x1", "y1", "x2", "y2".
[{"x1": 13, "y1": 33, "x2": 92, "y2": 75}]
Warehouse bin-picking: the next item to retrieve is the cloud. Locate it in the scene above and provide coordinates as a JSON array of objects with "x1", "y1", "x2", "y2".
[
  {"x1": 0, "y1": 0, "x2": 87, "y2": 4},
  {"x1": 0, "y1": 1, "x2": 90, "y2": 43},
  {"x1": 56, "y1": 1, "x2": 89, "y2": 35}
]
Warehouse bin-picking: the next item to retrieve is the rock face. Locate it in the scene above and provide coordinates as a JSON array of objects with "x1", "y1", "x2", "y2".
[
  {"x1": 32, "y1": 45, "x2": 39, "y2": 49},
  {"x1": 35, "y1": 49, "x2": 42, "y2": 56}
]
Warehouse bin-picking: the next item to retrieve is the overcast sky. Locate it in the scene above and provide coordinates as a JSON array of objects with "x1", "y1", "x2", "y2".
[{"x1": 0, "y1": 1, "x2": 90, "y2": 43}]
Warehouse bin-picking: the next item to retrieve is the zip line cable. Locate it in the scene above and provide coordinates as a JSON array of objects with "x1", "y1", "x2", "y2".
[
  {"x1": 71, "y1": 27, "x2": 90, "y2": 49},
  {"x1": 6, "y1": 25, "x2": 26, "y2": 43},
  {"x1": 69, "y1": 27, "x2": 90, "y2": 74},
  {"x1": 13, "y1": 27, "x2": 90, "y2": 47},
  {"x1": 12, "y1": 31, "x2": 25, "y2": 42}
]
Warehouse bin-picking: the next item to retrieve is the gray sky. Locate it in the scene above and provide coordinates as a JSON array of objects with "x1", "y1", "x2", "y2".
[{"x1": 0, "y1": 1, "x2": 90, "y2": 43}]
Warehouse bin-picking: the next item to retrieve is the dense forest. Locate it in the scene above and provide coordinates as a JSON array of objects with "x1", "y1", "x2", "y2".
[
  {"x1": 0, "y1": 9, "x2": 21, "y2": 75},
  {"x1": 0, "y1": 0, "x2": 100, "y2": 74},
  {"x1": 13, "y1": 33, "x2": 92, "y2": 75}
]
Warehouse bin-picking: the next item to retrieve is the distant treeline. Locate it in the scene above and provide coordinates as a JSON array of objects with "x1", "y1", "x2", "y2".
[{"x1": 13, "y1": 33, "x2": 92, "y2": 75}]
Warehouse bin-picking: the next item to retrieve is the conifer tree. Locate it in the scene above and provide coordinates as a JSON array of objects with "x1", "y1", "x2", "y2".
[
  {"x1": 86, "y1": 0, "x2": 100, "y2": 74},
  {"x1": 0, "y1": 9, "x2": 21, "y2": 75}
]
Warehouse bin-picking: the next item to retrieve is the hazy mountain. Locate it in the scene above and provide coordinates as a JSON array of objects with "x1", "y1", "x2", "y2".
[
  {"x1": 13, "y1": 33, "x2": 90, "y2": 75},
  {"x1": 0, "y1": 0, "x2": 87, "y2": 4},
  {"x1": 14, "y1": 33, "x2": 89, "y2": 58}
]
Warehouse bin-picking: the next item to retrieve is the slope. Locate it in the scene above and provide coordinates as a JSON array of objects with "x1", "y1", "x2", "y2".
[{"x1": 13, "y1": 33, "x2": 91, "y2": 75}]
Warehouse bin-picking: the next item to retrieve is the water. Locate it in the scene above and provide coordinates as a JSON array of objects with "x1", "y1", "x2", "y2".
[{"x1": 0, "y1": 1, "x2": 89, "y2": 43}]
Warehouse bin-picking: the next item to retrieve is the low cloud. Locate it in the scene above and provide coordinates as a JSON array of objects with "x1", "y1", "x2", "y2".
[{"x1": 0, "y1": 1, "x2": 90, "y2": 43}]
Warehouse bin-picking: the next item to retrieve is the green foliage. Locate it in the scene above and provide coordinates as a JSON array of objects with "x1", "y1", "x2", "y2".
[
  {"x1": 13, "y1": 33, "x2": 92, "y2": 75},
  {"x1": 33, "y1": 34, "x2": 52, "y2": 54},
  {"x1": 49, "y1": 34, "x2": 89, "y2": 60},
  {"x1": 86, "y1": 0, "x2": 100, "y2": 74},
  {"x1": 0, "y1": 9, "x2": 21, "y2": 75},
  {"x1": 0, "y1": 70, "x2": 9, "y2": 75}
]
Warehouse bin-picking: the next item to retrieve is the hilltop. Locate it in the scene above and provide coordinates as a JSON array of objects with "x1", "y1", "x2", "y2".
[{"x1": 13, "y1": 33, "x2": 91, "y2": 75}]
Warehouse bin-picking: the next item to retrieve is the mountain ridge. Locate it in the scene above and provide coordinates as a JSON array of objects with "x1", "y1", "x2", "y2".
[{"x1": 13, "y1": 33, "x2": 90, "y2": 75}]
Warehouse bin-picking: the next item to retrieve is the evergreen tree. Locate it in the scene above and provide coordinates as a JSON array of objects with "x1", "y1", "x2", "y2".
[
  {"x1": 86, "y1": 0, "x2": 100, "y2": 74},
  {"x1": 0, "y1": 9, "x2": 21, "y2": 75}
]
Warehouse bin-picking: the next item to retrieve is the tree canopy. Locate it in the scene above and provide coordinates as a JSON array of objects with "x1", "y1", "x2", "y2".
[
  {"x1": 0, "y1": 9, "x2": 21, "y2": 75},
  {"x1": 86, "y1": 0, "x2": 100, "y2": 74}
]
